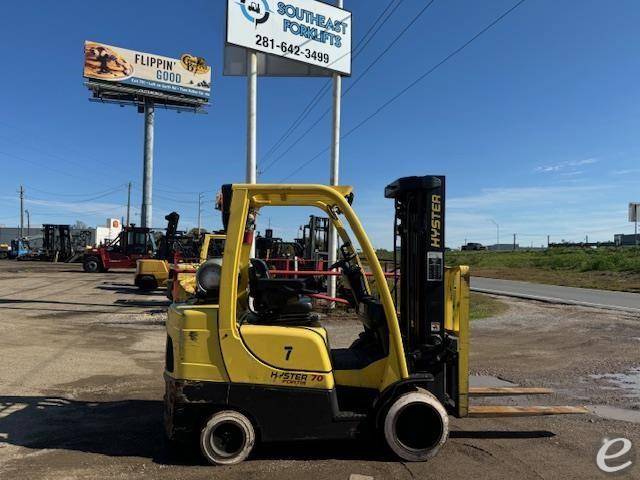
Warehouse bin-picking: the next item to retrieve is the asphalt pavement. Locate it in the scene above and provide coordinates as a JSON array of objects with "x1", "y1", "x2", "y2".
[{"x1": 472, "y1": 277, "x2": 640, "y2": 313}]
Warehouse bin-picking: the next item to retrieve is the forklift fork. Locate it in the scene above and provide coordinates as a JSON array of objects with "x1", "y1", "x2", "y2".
[{"x1": 445, "y1": 266, "x2": 588, "y2": 419}]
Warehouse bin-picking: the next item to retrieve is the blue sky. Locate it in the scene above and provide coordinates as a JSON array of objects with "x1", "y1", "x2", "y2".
[{"x1": 0, "y1": 0, "x2": 639, "y2": 249}]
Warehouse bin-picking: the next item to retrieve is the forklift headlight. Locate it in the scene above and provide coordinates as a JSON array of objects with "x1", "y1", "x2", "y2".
[{"x1": 196, "y1": 259, "x2": 222, "y2": 298}]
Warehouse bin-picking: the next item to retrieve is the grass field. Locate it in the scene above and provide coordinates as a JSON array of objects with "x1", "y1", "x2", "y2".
[
  {"x1": 448, "y1": 248, "x2": 640, "y2": 293},
  {"x1": 470, "y1": 293, "x2": 508, "y2": 320}
]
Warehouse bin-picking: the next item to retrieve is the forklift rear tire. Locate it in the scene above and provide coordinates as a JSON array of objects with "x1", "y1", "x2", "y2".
[
  {"x1": 83, "y1": 257, "x2": 102, "y2": 273},
  {"x1": 137, "y1": 276, "x2": 158, "y2": 291},
  {"x1": 200, "y1": 410, "x2": 256, "y2": 465},
  {"x1": 383, "y1": 389, "x2": 449, "y2": 462}
]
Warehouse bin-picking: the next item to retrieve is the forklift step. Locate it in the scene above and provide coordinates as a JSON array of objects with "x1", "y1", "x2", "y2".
[
  {"x1": 469, "y1": 387, "x2": 554, "y2": 397},
  {"x1": 467, "y1": 405, "x2": 589, "y2": 418},
  {"x1": 333, "y1": 411, "x2": 368, "y2": 422}
]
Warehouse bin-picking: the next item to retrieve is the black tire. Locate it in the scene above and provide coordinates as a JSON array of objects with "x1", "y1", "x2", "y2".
[
  {"x1": 382, "y1": 389, "x2": 449, "y2": 462},
  {"x1": 136, "y1": 275, "x2": 158, "y2": 291},
  {"x1": 200, "y1": 410, "x2": 256, "y2": 465},
  {"x1": 83, "y1": 256, "x2": 101, "y2": 273}
]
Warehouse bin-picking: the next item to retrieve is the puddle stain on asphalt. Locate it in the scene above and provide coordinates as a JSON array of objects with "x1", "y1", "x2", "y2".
[{"x1": 590, "y1": 368, "x2": 640, "y2": 399}]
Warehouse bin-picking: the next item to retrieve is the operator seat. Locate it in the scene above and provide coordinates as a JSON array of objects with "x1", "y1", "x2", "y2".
[{"x1": 248, "y1": 259, "x2": 319, "y2": 326}]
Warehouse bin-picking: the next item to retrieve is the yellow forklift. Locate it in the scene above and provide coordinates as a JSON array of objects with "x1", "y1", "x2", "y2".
[
  {"x1": 166, "y1": 232, "x2": 226, "y2": 301},
  {"x1": 164, "y1": 177, "x2": 586, "y2": 465}
]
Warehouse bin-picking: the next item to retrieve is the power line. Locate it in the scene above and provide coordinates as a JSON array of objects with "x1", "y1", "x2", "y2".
[
  {"x1": 25, "y1": 184, "x2": 127, "y2": 200},
  {"x1": 257, "y1": 0, "x2": 402, "y2": 173},
  {"x1": 350, "y1": 0, "x2": 406, "y2": 60},
  {"x1": 261, "y1": 0, "x2": 436, "y2": 177},
  {"x1": 343, "y1": 0, "x2": 436, "y2": 97},
  {"x1": 279, "y1": 0, "x2": 528, "y2": 181}
]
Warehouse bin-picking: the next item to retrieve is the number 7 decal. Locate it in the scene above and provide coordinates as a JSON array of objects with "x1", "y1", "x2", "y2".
[{"x1": 284, "y1": 346, "x2": 293, "y2": 361}]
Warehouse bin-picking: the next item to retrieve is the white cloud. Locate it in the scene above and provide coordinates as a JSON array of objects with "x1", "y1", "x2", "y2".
[
  {"x1": 611, "y1": 168, "x2": 640, "y2": 175},
  {"x1": 535, "y1": 157, "x2": 598, "y2": 174}
]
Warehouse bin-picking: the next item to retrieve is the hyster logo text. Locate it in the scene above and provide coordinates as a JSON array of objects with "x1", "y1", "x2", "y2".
[{"x1": 431, "y1": 194, "x2": 442, "y2": 248}]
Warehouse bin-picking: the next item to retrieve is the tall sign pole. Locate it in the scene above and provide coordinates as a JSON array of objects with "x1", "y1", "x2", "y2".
[
  {"x1": 247, "y1": 50, "x2": 258, "y2": 184},
  {"x1": 327, "y1": 0, "x2": 344, "y2": 307},
  {"x1": 126, "y1": 181, "x2": 132, "y2": 227},
  {"x1": 247, "y1": 50, "x2": 258, "y2": 257},
  {"x1": 141, "y1": 99, "x2": 155, "y2": 228}
]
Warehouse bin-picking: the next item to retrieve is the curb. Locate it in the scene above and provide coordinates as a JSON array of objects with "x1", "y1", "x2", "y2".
[{"x1": 471, "y1": 288, "x2": 640, "y2": 315}]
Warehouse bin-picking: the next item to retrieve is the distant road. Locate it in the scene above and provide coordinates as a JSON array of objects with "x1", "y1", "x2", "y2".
[{"x1": 472, "y1": 277, "x2": 640, "y2": 314}]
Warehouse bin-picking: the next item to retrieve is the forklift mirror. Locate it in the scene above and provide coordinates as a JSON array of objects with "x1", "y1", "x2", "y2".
[{"x1": 345, "y1": 192, "x2": 354, "y2": 206}]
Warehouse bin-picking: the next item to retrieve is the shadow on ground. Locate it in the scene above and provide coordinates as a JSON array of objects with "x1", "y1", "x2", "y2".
[
  {"x1": 0, "y1": 395, "x2": 556, "y2": 466},
  {"x1": 0, "y1": 396, "x2": 379, "y2": 465},
  {"x1": 96, "y1": 285, "x2": 166, "y2": 296},
  {"x1": 0, "y1": 396, "x2": 195, "y2": 465}
]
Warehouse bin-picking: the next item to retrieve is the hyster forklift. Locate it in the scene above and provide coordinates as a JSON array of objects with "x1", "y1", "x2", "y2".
[{"x1": 164, "y1": 177, "x2": 586, "y2": 465}]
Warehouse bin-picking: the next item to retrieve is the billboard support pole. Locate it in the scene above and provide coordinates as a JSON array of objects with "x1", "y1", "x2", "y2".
[
  {"x1": 126, "y1": 181, "x2": 131, "y2": 227},
  {"x1": 141, "y1": 99, "x2": 155, "y2": 228},
  {"x1": 327, "y1": 0, "x2": 344, "y2": 309}
]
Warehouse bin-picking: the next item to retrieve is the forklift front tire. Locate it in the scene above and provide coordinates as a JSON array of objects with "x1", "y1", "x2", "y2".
[
  {"x1": 83, "y1": 257, "x2": 102, "y2": 273},
  {"x1": 383, "y1": 389, "x2": 449, "y2": 462},
  {"x1": 200, "y1": 410, "x2": 256, "y2": 466}
]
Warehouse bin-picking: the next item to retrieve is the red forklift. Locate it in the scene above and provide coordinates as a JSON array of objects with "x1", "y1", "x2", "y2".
[{"x1": 83, "y1": 225, "x2": 156, "y2": 273}]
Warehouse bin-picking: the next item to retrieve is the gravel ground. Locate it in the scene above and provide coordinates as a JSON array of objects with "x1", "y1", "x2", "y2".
[{"x1": 0, "y1": 261, "x2": 638, "y2": 479}]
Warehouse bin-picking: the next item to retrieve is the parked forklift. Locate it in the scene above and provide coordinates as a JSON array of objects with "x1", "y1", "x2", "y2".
[
  {"x1": 167, "y1": 232, "x2": 226, "y2": 302},
  {"x1": 83, "y1": 224, "x2": 155, "y2": 272},
  {"x1": 134, "y1": 212, "x2": 181, "y2": 291},
  {"x1": 164, "y1": 177, "x2": 586, "y2": 465},
  {"x1": 8, "y1": 238, "x2": 31, "y2": 259}
]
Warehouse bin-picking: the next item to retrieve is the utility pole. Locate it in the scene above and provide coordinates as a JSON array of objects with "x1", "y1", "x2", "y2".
[
  {"x1": 126, "y1": 181, "x2": 132, "y2": 227},
  {"x1": 327, "y1": 0, "x2": 344, "y2": 308},
  {"x1": 141, "y1": 99, "x2": 155, "y2": 228},
  {"x1": 490, "y1": 219, "x2": 500, "y2": 246},
  {"x1": 513, "y1": 233, "x2": 517, "y2": 251},
  {"x1": 197, "y1": 192, "x2": 205, "y2": 236},
  {"x1": 19, "y1": 185, "x2": 24, "y2": 239},
  {"x1": 547, "y1": 235, "x2": 550, "y2": 248},
  {"x1": 585, "y1": 234, "x2": 589, "y2": 244}
]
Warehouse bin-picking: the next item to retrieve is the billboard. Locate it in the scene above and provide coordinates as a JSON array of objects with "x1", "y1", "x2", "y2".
[
  {"x1": 629, "y1": 203, "x2": 639, "y2": 222},
  {"x1": 226, "y1": 0, "x2": 352, "y2": 76},
  {"x1": 83, "y1": 41, "x2": 211, "y2": 101}
]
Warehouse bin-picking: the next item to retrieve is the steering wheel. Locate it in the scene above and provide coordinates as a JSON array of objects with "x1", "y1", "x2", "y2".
[{"x1": 329, "y1": 248, "x2": 356, "y2": 270}]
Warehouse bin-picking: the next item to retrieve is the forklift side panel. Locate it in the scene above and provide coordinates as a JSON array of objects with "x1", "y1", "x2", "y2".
[
  {"x1": 333, "y1": 357, "x2": 387, "y2": 389},
  {"x1": 239, "y1": 325, "x2": 333, "y2": 373},
  {"x1": 167, "y1": 305, "x2": 229, "y2": 383}
]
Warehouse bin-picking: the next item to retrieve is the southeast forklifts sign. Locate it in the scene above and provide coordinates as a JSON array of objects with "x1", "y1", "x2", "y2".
[
  {"x1": 227, "y1": 0, "x2": 352, "y2": 75},
  {"x1": 83, "y1": 41, "x2": 212, "y2": 101}
]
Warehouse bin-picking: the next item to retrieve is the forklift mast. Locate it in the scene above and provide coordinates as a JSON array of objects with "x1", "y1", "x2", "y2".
[
  {"x1": 160, "y1": 212, "x2": 180, "y2": 260},
  {"x1": 385, "y1": 176, "x2": 446, "y2": 373}
]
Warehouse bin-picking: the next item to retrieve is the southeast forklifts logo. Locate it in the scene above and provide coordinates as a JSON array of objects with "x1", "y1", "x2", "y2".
[{"x1": 237, "y1": 0, "x2": 272, "y2": 26}]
